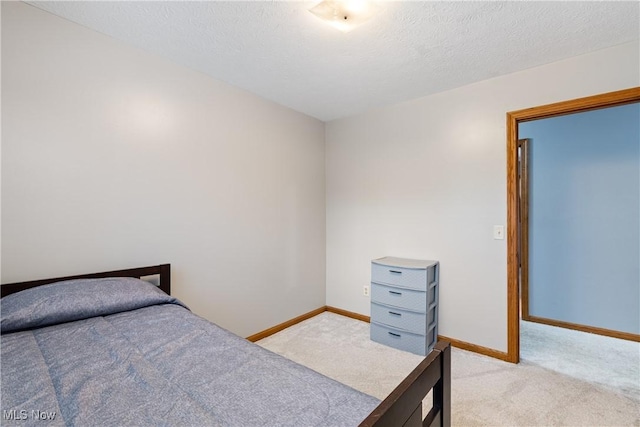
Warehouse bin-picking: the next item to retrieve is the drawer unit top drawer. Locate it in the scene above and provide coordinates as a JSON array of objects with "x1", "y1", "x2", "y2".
[
  {"x1": 371, "y1": 263, "x2": 427, "y2": 290},
  {"x1": 372, "y1": 257, "x2": 438, "y2": 270},
  {"x1": 371, "y1": 282, "x2": 426, "y2": 312},
  {"x1": 371, "y1": 302, "x2": 427, "y2": 335}
]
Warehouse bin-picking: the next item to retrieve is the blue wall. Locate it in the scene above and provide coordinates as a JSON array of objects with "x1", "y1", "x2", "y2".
[{"x1": 519, "y1": 103, "x2": 639, "y2": 335}]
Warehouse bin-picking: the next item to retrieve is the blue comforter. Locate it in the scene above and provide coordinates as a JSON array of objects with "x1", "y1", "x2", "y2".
[{"x1": 1, "y1": 278, "x2": 379, "y2": 426}]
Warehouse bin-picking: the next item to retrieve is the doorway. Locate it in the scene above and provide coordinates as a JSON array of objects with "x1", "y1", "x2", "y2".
[
  {"x1": 518, "y1": 105, "x2": 639, "y2": 338},
  {"x1": 505, "y1": 87, "x2": 640, "y2": 363}
]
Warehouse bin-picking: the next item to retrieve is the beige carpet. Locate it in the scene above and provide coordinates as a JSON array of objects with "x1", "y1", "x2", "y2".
[
  {"x1": 257, "y1": 312, "x2": 640, "y2": 426},
  {"x1": 521, "y1": 319, "x2": 640, "y2": 401}
]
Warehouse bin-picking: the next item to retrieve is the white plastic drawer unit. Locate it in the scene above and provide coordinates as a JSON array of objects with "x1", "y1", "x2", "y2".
[{"x1": 370, "y1": 257, "x2": 439, "y2": 356}]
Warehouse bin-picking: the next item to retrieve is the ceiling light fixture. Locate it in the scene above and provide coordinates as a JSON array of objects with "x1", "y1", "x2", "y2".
[{"x1": 309, "y1": 0, "x2": 381, "y2": 33}]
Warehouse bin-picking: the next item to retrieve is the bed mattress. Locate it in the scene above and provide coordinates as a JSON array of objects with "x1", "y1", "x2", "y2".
[{"x1": 1, "y1": 279, "x2": 379, "y2": 426}]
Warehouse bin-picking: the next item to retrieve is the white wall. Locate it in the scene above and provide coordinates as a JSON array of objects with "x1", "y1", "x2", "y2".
[
  {"x1": 326, "y1": 41, "x2": 640, "y2": 352},
  {"x1": 1, "y1": 2, "x2": 326, "y2": 338}
]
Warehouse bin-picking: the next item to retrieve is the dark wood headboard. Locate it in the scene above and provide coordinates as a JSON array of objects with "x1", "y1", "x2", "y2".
[{"x1": 1, "y1": 264, "x2": 171, "y2": 298}]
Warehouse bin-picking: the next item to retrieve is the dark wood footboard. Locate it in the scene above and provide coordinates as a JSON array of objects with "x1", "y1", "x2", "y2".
[
  {"x1": 360, "y1": 340, "x2": 451, "y2": 427},
  {"x1": 1, "y1": 264, "x2": 171, "y2": 297}
]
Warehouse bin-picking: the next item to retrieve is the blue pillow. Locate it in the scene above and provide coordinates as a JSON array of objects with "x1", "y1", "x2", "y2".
[{"x1": 1, "y1": 277, "x2": 187, "y2": 333}]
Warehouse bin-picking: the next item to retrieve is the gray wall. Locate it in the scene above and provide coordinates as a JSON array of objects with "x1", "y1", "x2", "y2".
[
  {"x1": 519, "y1": 103, "x2": 639, "y2": 334},
  {"x1": 1, "y1": 2, "x2": 326, "y2": 338}
]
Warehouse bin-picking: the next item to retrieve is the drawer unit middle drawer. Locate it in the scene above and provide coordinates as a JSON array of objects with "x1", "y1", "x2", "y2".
[
  {"x1": 371, "y1": 282, "x2": 427, "y2": 312},
  {"x1": 371, "y1": 263, "x2": 427, "y2": 291},
  {"x1": 371, "y1": 302, "x2": 427, "y2": 335}
]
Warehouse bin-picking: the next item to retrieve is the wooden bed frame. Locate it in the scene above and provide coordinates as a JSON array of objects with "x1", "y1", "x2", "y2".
[
  {"x1": 1, "y1": 264, "x2": 451, "y2": 427},
  {"x1": 1, "y1": 264, "x2": 171, "y2": 297}
]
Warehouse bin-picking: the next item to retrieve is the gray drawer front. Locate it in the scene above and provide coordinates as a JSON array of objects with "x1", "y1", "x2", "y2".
[
  {"x1": 371, "y1": 302, "x2": 427, "y2": 335},
  {"x1": 370, "y1": 322, "x2": 427, "y2": 356},
  {"x1": 427, "y1": 305, "x2": 438, "y2": 329},
  {"x1": 428, "y1": 324, "x2": 437, "y2": 349},
  {"x1": 428, "y1": 283, "x2": 438, "y2": 306},
  {"x1": 371, "y1": 264, "x2": 427, "y2": 291},
  {"x1": 371, "y1": 282, "x2": 426, "y2": 312}
]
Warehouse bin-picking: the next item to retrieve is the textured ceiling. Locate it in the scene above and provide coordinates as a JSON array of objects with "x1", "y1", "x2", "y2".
[{"x1": 27, "y1": 1, "x2": 640, "y2": 121}]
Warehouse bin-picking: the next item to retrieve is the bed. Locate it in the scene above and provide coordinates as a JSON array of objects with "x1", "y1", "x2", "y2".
[{"x1": 1, "y1": 264, "x2": 450, "y2": 427}]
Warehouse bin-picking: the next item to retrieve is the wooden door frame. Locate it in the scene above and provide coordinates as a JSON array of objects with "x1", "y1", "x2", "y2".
[
  {"x1": 505, "y1": 87, "x2": 640, "y2": 363},
  {"x1": 517, "y1": 138, "x2": 530, "y2": 320}
]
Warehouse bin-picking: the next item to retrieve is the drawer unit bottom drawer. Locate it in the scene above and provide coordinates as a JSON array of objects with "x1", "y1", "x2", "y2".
[
  {"x1": 371, "y1": 302, "x2": 427, "y2": 335},
  {"x1": 371, "y1": 322, "x2": 428, "y2": 356}
]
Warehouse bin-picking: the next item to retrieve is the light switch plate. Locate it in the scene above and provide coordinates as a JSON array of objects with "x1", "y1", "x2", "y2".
[{"x1": 493, "y1": 225, "x2": 505, "y2": 240}]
